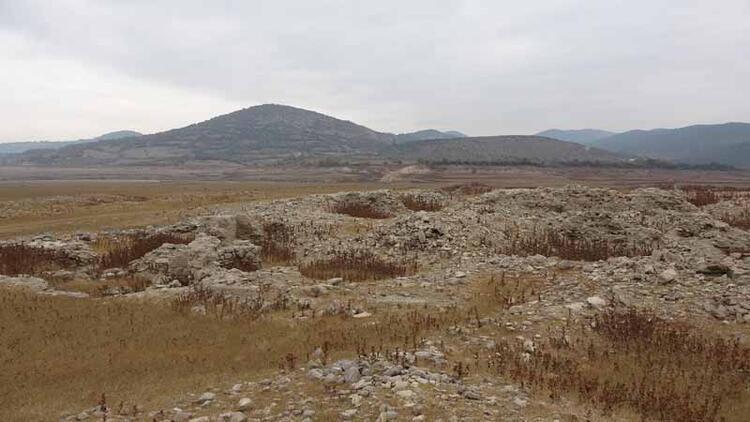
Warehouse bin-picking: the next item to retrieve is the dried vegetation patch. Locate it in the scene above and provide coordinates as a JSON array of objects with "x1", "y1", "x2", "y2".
[
  {"x1": 498, "y1": 225, "x2": 658, "y2": 261},
  {"x1": 299, "y1": 250, "x2": 417, "y2": 282},
  {"x1": 259, "y1": 221, "x2": 296, "y2": 265},
  {"x1": 329, "y1": 200, "x2": 393, "y2": 219},
  {"x1": 441, "y1": 182, "x2": 494, "y2": 196},
  {"x1": 96, "y1": 233, "x2": 193, "y2": 270},
  {"x1": 488, "y1": 308, "x2": 750, "y2": 421},
  {"x1": 50, "y1": 275, "x2": 151, "y2": 297},
  {"x1": 0, "y1": 243, "x2": 72, "y2": 276},
  {"x1": 400, "y1": 193, "x2": 446, "y2": 212}
]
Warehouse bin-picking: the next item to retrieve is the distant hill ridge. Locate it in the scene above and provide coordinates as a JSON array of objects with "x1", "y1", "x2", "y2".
[
  {"x1": 0, "y1": 130, "x2": 142, "y2": 155},
  {"x1": 535, "y1": 129, "x2": 616, "y2": 145},
  {"x1": 590, "y1": 122, "x2": 750, "y2": 167},
  {"x1": 538, "y1": 123, "x2": 750, "y2": 168},
  {"x1": 392, "y1": 135, "x2": 628, "y2": 165},
  {"x1": 395, "y1": 129, "x2": 467, "y2": 143},
  {"x1": 10, "y1": 104, "x2": 742, "y2": 168},
  {"x1": 8, "y1": 105, "x2": 473, "y2": 166}
]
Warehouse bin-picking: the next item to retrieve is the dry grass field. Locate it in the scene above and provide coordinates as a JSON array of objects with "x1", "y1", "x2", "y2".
[
  {"x1": 2, "y1": 273, "x2": 748, "y2": 421},
  {"x1": 0, "y1": 274, "x2": 527, "y2": 420},
  {"x1": 1, "y1": 175, "x2": 750, "y2": 421},
  {"x1": 0, "y1": 180, "x2": 410, "y2": 238}
]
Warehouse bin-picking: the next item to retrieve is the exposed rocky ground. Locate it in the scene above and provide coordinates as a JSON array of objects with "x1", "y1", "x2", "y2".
[{"x1": 2, "y1": 185, "x2": 749, "y2": 421}]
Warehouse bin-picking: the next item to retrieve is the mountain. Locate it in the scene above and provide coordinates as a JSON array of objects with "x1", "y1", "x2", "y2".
[
  {"x1": 13, "y1": 105, "x2": 394, "y2": 166},
  {"x1": 392, "y1": 135, "x2": 628, "y2": 165},
  {"x1": 94, "y1": 130, "x2": 142, "y2": 141},
  {"x1": 0, "y1": 130, "x2": 142, "y2": 155},
  {"x1": 536, "y1": 129, "x2": 616, "y2": 145},
  {"x1": 591, "y1": 122, "x2": 750, "y2": 168},
  {"x1": 395, "y1": 129, "x2": 467, "y2": 143}
]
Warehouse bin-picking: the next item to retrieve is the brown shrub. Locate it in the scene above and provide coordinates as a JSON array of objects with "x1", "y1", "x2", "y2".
[
  {"x1": 97, "y1": 233, "x2": 193, "y2": 270},
  {"x1": 498, "y1": 225, "x2": 657, "y2": 261},
  {"x1": 299, "y1": 250, "x2": 416, "y2": 282}
]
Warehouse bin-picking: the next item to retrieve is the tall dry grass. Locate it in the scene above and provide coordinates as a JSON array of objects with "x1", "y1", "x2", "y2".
[
  {"x1": 0, "y1": 243, "x2": 71, "y2": 276},
  {"x1": 328, "y1": 199, "x2": 393, "y2": 219},
  {"x1": 498, "y1": 225, "x2": 657, "y2": 261},
  {"x1": 400, "y1": 194, "x2": 446, "y2": 212},
  {"x1": 96, "y1": 233, "x2": 193, "y2": 270},
  {"x1": 299, "y1": 250, "x2": 417, "y2": 282},
  {"x1": 486, "y1": 308, "x2": 750, "y2": 421}
]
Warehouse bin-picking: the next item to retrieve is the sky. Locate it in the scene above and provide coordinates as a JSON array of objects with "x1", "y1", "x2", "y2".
[{"x1": 1, "y1": 0, "x2": 749, "y2": 142}]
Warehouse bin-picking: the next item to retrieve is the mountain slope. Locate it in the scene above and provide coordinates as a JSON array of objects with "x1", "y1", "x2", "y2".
[
  {"x1": 592, "y1": 122, "x2": 750, "y2": 167},
  {"x1": 393, "y1": 136, "x2": 628, "y2": 165},
  {"x1": 536, "y1": 129, "x2": 616, "y2": 145},
  {"x1": 15, "y1": 105, "x2": 395, "y2": 165},
  {"x1": 395, "y1": 129, "x2": 467, "y2": 143},
  {"x1": 0, "y1": 130, "x2": 142, "y2": 155}
]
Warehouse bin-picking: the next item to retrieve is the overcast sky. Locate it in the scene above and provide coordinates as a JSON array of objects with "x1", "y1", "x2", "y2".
[{"x1": 1, "y1": 0, "x2": 748, "y2": 142}]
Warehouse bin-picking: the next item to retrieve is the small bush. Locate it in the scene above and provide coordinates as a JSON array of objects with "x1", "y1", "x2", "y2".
[
  {"x1": 299, "y1": 250, "x2": 416, "y2": 282},
  {"x1": 97, "y1": 233, "x2": 193, "y2": 270}
]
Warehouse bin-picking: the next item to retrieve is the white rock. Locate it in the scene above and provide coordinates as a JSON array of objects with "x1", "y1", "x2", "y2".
[
  {"x1": 220, "y1": 412, "x2": 247, "y2": 422},
  {"x1": 341, "y1": 409, "x2": 358, "y2": 419},
  {"x1": 660, "y1": 268, "x2": 678, "y2": 283},
  {"x1": 565, "y1": 302, "x2": 585, "y2": 312},
  {"x1": 195, "y1": 392, "x2": 215, "y2": 404},
  {"x1": 586, "y1": 296, "x2": 608, "y2": 310},
  {"x1": 237, "y1": 397, "x2": 253, "y2": 411}
]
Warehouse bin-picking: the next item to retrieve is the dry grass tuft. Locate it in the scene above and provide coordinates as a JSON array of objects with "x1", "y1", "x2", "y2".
[
  {"x1": 498, "y1": 225, "x2": 657, "y2": 261},
  {"x1": 299, "y1": 250, "x2": 417, "y2": 282},
  {"x1": 722, "y1": 207, "x2": 750, "y2": 231},
  {"x1": 401, "y1": 194, "x2": 446, "y2": 212},
  {"x1": 329, "y1": 200, "x2": 393, "y2": 219},
  {"x1": 260, "y1": 222, "x2": 296, "y2": 265},
  {"x1": 683, "y1": 185, "x2": 722, "y2": 206},
  {"x1": 51, "y1": 276, "x2": 151, "y2": 297},
  {"x1": 172, "y1": 286, "x2": 288, "y2": 320},
  {"x1": 96, "y1": 233, "x2": 193, "y2": 271},
  {"x1": 0, "y1": 243, "x2": 72, "y2": 276},
  {"x1": 441, "y1": 182, "x2": 494, "y2": 196},
  {"x1": 219, "y1": 254, "x2": 260, "y2": 272}
]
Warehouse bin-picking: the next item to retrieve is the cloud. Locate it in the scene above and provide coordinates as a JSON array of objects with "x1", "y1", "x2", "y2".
[{"x1": 1, "y1": 0, "x2": 749, "y2": 140}]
